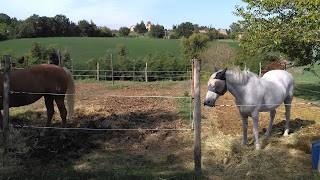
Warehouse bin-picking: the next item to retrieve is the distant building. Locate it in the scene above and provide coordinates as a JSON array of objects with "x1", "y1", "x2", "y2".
[
  {"x1": 146, "y1": 21, "x2": 152, "y2": 32},
  {"x1": 199, "y1": 29, "x2": 209, "y2": 34},
  {"x1": 130, "y1": 21, "x2": 152, "y2": 32},
  {"x1": 218, "y1": 29, "x2": 228, "y2": 35},
  {"x1": 130, "y1": 25, "x2": 135, "y2": 32}
]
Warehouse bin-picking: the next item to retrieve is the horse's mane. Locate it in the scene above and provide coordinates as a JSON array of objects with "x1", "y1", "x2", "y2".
[{"x1": 226, "y1": 67, "x2": 258, "y2": 84}]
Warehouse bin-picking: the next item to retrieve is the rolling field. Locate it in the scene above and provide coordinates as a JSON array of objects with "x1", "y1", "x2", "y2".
[
  {"x1": 0, "y1": 37, "x2": 183, "y2": 63},
  {"x1": 0, "y1": 37, "x2": 240, "y2": 66}
]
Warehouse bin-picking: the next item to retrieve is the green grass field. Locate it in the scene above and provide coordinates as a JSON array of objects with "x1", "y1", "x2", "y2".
[
  {"x1": 0, "y1": 37, "x2": 182, "y2": 63},
  {"x1": 216, "y1": 39, "x2": 240, "y2": 48},
  {"x1": 0, "y1": 37, "x2": 240, "y2": 65},
  {"x1": 288, "y1": 66, "x2": 320, "y2": 102}
]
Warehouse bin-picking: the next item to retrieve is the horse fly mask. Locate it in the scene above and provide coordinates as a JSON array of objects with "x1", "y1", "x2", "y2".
[{"x1": 207, "y1": 70, "x2": 227, "y2": 96}]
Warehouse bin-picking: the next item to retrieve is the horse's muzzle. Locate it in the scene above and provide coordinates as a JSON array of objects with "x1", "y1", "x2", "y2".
[{"x1": 204, "y1": 101, "x2": 215, "y2": 107}]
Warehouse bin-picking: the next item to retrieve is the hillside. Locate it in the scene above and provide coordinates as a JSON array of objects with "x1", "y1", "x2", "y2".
[{"x1": 0, "y1": 37, "x2": 182, "y2": 63}]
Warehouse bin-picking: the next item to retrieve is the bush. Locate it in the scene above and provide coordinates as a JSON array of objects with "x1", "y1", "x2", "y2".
[{"x1": 200, "y1": 42, "x2": 235, "y2": 71}]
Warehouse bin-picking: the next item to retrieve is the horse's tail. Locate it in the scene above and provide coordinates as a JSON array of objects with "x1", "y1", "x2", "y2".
[{"x1": 63, "y1": 67, "x2": 75, "y2": 119}]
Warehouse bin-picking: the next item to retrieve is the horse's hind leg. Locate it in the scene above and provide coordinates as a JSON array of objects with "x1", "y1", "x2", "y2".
[
  {"x1": 284, "y1": 97, "x2": 293, "y2": 136},
  {"x1": 44, "y1": 95, "x2": 55, "y2": 127},
  {"x1": 54, "y1": 97, "x2": 67, "y2": 127},
  {"x1": 240, "y1": 112, "x2": 249, "y2": 145},
  {"x1": 265, "y1": 110, "x2": 276, "y2": 137}
]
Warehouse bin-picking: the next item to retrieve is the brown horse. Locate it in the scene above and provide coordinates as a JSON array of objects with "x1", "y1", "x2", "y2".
[{"x1": 0, "y1": 64, "x2": 75, "y2": 129}]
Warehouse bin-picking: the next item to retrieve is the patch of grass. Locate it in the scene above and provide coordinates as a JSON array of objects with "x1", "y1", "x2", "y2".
[
  {"x1": 217, "y1": 39, "x2": 240, "y2": 48},
  {"x1": 175, "y1": 91, "x2": 193, "y2": 124},
  {"x1": 10, "y1": 109, "x2": 34, "y2": 117},
  {"x1": 313, "y1": 171, "x2": 320, "y2": 180},
  {"x1": 288, "y1": 67, "x2": 320, "y2": 102},
  {"x1": 75, "y1": 78, "x2": 102, "y2": 83},
  {"x1": 104, "y1": 80, "x2": 177, "y2": 90}
]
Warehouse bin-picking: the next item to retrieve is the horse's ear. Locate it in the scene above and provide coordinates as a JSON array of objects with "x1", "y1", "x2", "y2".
[
  {"x1": 213, "y1": 67, "x2": 219, "y2": 73},
  {"x1": 221, "y1": 68, "x2": 227, "y2": 75}
]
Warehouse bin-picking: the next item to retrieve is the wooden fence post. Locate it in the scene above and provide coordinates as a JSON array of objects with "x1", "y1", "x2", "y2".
[
  {"x1": 193, "y1": 59, "x2": 201, "y2": 173},
  {"x1": 2, "y1": 55, "x2": 11, "y2": 167},
  {"x1": 58, "y1": 50, "x2": 61, "y2": 67},
  {"x1": 259, "y1": 62, "x2": 262, "y2": 77},
  {"x1": 110, "y1": 54, "x2": 114, "y2": 86},
  {"x1": 191, "y1": 59, "x2": 195, "y2": 99},
  {"x1": 96, "y1": 62, "x2": 99, "y2": 81},
  {"x1": 145, "y1": 62, "x2": 148, "y2": 82},
  {"x1": 71, "y1": 58, "x2": 74, "y2": 74},
  {"x1": 133, "y1": 60, "x2": 135, "y2": 82}
]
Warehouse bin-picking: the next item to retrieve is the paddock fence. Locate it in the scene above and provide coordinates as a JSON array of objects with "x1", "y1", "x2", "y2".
[{"x1": 1, "y1": 55, "x2": 203, "y2": 173}]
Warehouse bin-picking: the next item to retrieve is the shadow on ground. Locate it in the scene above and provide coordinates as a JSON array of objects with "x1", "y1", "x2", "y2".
[{"x1": 1, "y1": 109, "x2": 196, "y2": 179}]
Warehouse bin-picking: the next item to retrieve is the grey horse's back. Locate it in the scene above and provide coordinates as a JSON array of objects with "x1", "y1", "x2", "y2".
[{"x1": 262, "y1": 70, "x2": 294, "y2": 98}]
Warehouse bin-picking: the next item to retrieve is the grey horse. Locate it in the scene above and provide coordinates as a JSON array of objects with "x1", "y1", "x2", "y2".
[{"x1": 204, "y1": 67, "x2": 294, "y2": 149}]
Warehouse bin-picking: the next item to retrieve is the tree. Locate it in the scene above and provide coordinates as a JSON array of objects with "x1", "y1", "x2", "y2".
[
  {"x1": 234, "y1": 0, "x2": 320, "y2": 64},
  {"x1": 176, "y1": 22, "x2": 195, "y2": 38},
  {"x1": 69, "y1": 22, "x2": 80, "y2": 36},
  {"x1": 98, "y1": 26, "x2": 113, "y2": 37},
  {"x1": 207, "y1": 28, "x2": 219, "y2": 40},
  {"x1": 53, "y1": 14, "x2": 70, "y2": 36},
  {"x1": 134, "y1": 21, "x2": 147, "y2": 34},
  {"x1": 78, "y1": 20, "x2": 96, "y2": 37},
  {"x1": 181, "y1": 33, "x2": 210, "y2": 60},
  {"x1": 19, "y1": 14, "x2": 41, "y2": 38},
  {"x1": 0, "y1": 23, "x2": 8, "y2": 40},
  {"x1": 28, "y1": 42, "x2": 45, "y2": 64},
  {"x1": 116, "y1": 44, "x2": 127, "y2": 57},
  {"x1": 200, "y1": 42, "x2": 235, "y2": 71},
  {"x1": 119, "y1": 27, "x2": 130, "y2": 37},
  {"x1": 149, "y1": 24, "x2": 165, "y2": 38},
  {"x1": 0, "y1": 13, "x2": 11, "y2": 24},
  {"x1": 229, "y1": 22, "x2": 243, "y2": 40}
]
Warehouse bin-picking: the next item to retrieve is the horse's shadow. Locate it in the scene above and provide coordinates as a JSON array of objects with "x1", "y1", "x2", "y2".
[
  {"x1": 258, "y1": 118, "x2": 317, "y2": 151},
  {"x1": 262, "y1": 118, "x2": 315, "y2": 137}
]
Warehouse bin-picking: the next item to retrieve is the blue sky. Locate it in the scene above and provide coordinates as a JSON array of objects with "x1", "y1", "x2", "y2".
[{"x1": 1, "y1": 0, "x2": 247, "y2": 30}]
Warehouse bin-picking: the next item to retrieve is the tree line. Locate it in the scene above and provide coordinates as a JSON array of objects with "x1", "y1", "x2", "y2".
[
  {"x1": 0, "y1": 13, "x2": 239, "y2": 41},
  {"x1": 0, "y1": 13, "x2": 113, "y2": 40}
]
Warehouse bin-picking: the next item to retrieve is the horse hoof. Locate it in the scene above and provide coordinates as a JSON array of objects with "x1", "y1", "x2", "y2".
[
  {"x1": 283, "y1": 129, "x2": 289, "y2": 136},
  {"x1": 255, "y1": 144, "x2": 261, "y2": 150},
  {"x1": 265, "y1": 132, "x2": 271, "y2": 137}
]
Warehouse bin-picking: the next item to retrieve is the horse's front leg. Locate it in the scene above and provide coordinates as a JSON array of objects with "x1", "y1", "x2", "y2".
[
  {"x1": 252, "y1": 111, "x2": 261, "y2": 150},
  {"x1": 240, "y1": 112, "x2": 248, "y2": 145}
]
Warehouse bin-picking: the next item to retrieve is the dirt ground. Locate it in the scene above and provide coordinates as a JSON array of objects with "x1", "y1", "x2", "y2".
[{"x1": 1, "y1": 81, "x2": 320, "y2": 179}]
